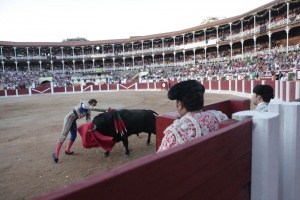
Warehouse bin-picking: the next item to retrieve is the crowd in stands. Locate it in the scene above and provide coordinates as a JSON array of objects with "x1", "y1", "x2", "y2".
[
  {"x1": 0, "y1": 48, "x2": 299, "y2": 90},
  {"x1": 144, "y1": 50, "x2": 299, "y2": 81}
]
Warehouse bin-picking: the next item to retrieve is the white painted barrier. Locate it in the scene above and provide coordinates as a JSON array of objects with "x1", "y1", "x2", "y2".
[
  {"x1": 269, "y1": 102, "x2": 300, "y2": 200},
  {"x1": 232, "y1": 111, "x2": 280, "y2": 200},
  {"x1": 232, "y1": 101, "x2": 300, "y2": 200}
]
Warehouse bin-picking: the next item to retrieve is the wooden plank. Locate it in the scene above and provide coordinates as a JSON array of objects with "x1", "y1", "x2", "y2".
[{"x1": 183, "y1": 153, "x2": 251, "y2": 200}]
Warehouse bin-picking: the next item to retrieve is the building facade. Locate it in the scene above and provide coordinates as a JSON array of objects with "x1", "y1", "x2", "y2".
[{"x1": 0, "y1": 0, "x2": 299, "y2": 73}]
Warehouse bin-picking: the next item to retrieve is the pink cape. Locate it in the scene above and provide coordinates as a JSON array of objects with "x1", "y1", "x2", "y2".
[{"x1": 78, "y1": 122, "x2": 116, "y2": 151}]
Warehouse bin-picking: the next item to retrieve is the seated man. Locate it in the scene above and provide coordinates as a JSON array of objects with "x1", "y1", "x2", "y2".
[
  {"x1": 252, "y1": 84, "x2": 274, "y2": 112},
  {"x1": 157, "y1": 80, "x2": 228, "y2": 152}
]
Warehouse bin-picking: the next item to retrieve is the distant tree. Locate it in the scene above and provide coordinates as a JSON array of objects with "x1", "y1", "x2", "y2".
[
  {"x1": 62, "y1": 37, "x2": 89, "y2": 42},
  {"x1": 200, "y1": 17, "x2": 226, "y2": 25}
]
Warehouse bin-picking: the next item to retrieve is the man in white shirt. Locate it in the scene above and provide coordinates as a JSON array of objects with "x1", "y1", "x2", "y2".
[{"x1": 252, "y1": 84, "x2": 274, "y2": 112}]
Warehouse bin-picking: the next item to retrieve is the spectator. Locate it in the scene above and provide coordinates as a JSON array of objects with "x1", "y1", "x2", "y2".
[{"x1": 157, "y1": 80, "x2": 228, "y2": 152}]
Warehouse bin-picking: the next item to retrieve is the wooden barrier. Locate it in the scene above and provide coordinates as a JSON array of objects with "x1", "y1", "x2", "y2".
[
  {"x1": 211, "y1": 80, "x2": 218, "y2": 90},
  {"x1": 230, "y1": 80, "x2": 236, "y2": 92},
  {"x1": 237, "y1": 80, "x2": 243, "y2": 93},
  {"x1": 0, "y1": 81, "x2": 299, "y2": 102},
  {"x1": 244, "y1": 80, "x2": 251, "y2": 94},
  {"x1": 220, "y1": 80, "x2": 229, "y2": 91},
  {"x1": 156, "y1": 98, "x2": 250, "y2": 150},
  {"x1": 6, "y1": 89, "x2": 17, "y2": 95},
  {"x1": 53, "y1": 87, "x2": 65, "y2": 93},
  {"x1": 34, "y1": 119, "x2": 252, "y2": 200}
]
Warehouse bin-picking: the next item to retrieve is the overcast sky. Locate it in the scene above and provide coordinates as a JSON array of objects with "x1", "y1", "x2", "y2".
[{"x1": 0, "y1": 0, "x2": 273, "y2": 42}]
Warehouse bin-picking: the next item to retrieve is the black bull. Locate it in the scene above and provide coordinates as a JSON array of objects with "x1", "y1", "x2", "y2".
[{"x1": 92, "y1": 109, "x2": 158, "y2": 156}]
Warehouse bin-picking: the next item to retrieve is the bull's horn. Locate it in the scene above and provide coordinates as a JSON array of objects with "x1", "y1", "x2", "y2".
[{"x1": 88, "y1": 124, "x2": 97, "y2": 132}]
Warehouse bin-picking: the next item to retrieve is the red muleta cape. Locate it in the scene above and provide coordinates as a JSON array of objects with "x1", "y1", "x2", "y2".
[{"x1": 78, "y1": 122, "x2": 116, "y2": 151}]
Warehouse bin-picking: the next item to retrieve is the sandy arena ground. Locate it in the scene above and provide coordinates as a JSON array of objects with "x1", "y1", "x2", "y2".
[{"x1": 0, "y1": 91, "x2": 253, "y2": 200}]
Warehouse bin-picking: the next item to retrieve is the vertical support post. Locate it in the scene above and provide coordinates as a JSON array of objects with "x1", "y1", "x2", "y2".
[
  {"x1": 275, "y1": 80, "x2": 279, "y2": 99},
  {"x1": 232, "y1": 111, "x2": 280, "y2": 200},
  {"x1": 296, "y1": 82, "x2": 300, "y2": 99},
  {"x1": 286, "y1": 81, "x2": 290, "y2": 102},
  {"x1": 51, "y1": 82, "x2": 54, "y2": 94},
  {"x1": 269, "y1": 102, "x2": 300, "y2": 200},
  {"x1": 280, "y1": 80, "x2": 283, "y2": 101},
  {"x1": 251, "y1": 80, "x2": 254, "y2": 94}
]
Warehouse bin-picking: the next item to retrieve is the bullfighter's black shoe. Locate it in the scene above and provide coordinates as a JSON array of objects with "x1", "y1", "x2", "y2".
[
  {"x1": 65, "y1": 151, "x2": 74, "y2": 155},
  {"x1": 52, "y1": 153, "x2": 58, "y2": 163}
]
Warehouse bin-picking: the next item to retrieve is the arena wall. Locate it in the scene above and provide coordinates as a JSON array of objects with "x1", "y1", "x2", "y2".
[{"x1": 1, "y1": 80, "x2": 299, "y2": 102}]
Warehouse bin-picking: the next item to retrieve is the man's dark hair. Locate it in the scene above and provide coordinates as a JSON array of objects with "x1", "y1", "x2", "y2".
[
  {"x1": 89, "y1": 99, "x2": 97, "y2": 104},
  {"x1": 168, "y1": 80, "x2": 205, "y2": 112},
  {"x1": 253, "y1": 84, "x2": 274, "y2": 103},
  {"x1": 181, "y1": 91, "x2": 204, "y2": 111}
]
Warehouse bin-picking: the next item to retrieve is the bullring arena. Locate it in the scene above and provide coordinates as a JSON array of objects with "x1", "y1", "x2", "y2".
[
  {"x1": 1, "y1": 0, "x2": 300, "y2": 199},
  {"x1": 0, "y1": 91, "x2": 245, "y2": 200}
]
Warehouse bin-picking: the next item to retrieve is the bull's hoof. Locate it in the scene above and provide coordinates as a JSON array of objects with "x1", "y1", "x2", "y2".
[
  {"x1": 65, "y1": 151, "x2": 74, "y2": 155},
  {"x1": 124, "y1": 149, "x2": 132, "y2": 156},
  {"x1": 52, "y1": 153, "x2": 58, "y2": 163}
]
